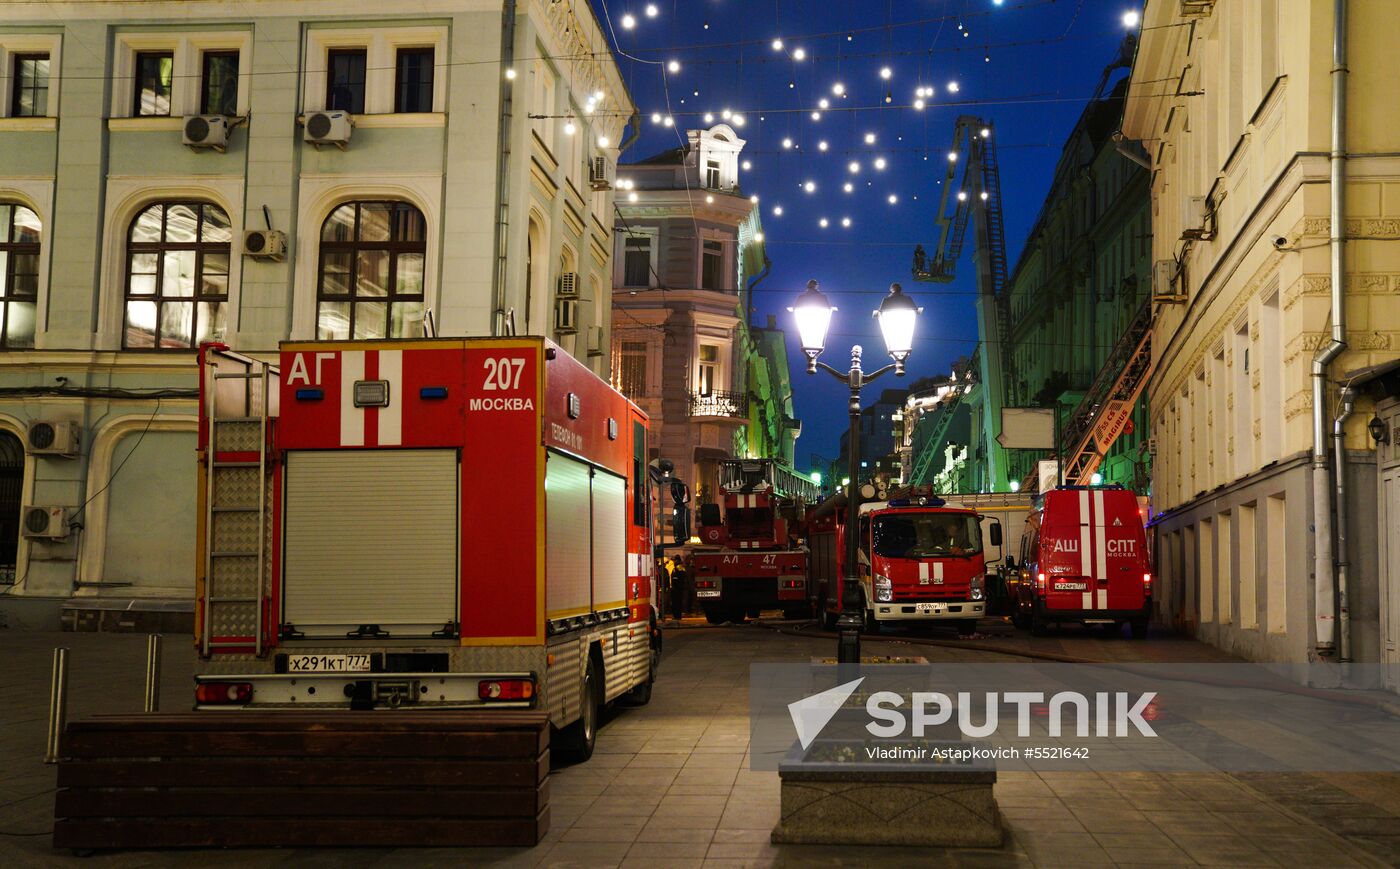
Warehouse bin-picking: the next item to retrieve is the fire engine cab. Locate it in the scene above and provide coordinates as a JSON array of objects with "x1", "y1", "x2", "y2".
[
  {"x1": 193, "y1": 338, "x2": 672, "y2": 760},
  {"x1": 807, "y1": 494, "x2": 1001, "y2": 636},
  {"x1": 691, "y1": 459, "x2": 818, "y2": 623}
]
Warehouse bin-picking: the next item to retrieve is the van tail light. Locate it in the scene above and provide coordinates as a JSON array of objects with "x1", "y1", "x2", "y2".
[
  {"x1": 1143, "y1": 572, "x2": 1153, "y2": 592},
  {"x1": 1036, "y1": 572, "x2": 1047, "y2": 595},
  {"x1": 196, "y1": 682, "x2": 253, "y2": 705},
  {"x1": 479, "y1": 679, "x2": 535, "y2": 701}
]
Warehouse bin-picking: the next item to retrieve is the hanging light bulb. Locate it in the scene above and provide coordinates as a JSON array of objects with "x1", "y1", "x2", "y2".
[
  {"x1": 564, "y1": 119, "x2": 576, "y2": 135},
  {"x1": 874, "y1": 157, "x2": 887, "y2": 170},
  {"x1": 841, "y1": 217, "x2": 851, "y2": 227},
  {"x1": 810, "y1": 111, "x2": 821, "y2": 121},
  {"x1": 818, "y1": 98, "x2": 830, "y2": 109},
  {"x1": 885, "y1": 90, "x2": 893, "y2": 104},
  {"x1": 705, "y1": 195, "x2": 714, "y2": 204},
  {"x1": 947, "y1": 81, "x2": 960, "y2": 93},
  {"x1": 818, "y1": 140, "x2": 829, "y2": 151},
  {"x1": 504, "y1": 68, "x2": 517, "y2": 80},
  {"x1": 804, "y1": 181, "x2": 816, "y2": 193},
  {"x1": 832, "y1": 82, "x2": 846, "y2": 96},
  {"x1": 703, "y1": 20, "x2": 710, "y2": 29},
  {"x1": 848, "y1": 161, "x2": 860, "y2": 173},
  {"x1": 913, "y1": 98, "x2": 925, "y2": 110},
  {"x1": 887, "y1": 194, "x2": 898, "y2": 204},
  {"x1": 792, "y1": 47, "x2": 806, "y2": 60},
  {"x1": 732, "y1": 114, "x2": 746, "y2": 127},
  {"x1": 773, "y1": 205, "x2": 784, "y2": 216},
  {"x1": 667, "y1": 60, "x2": 681, "y2": 73},
  {"x1": 704, "y1": 112, "x2": 714, "y2": 123},
  {"x1": 755, "y1": 232, "x2": 765, "y2": 242},
  {"x1": 650, "y1": 112, "x2": 661, "y2": 124},
  {"x1": 645, "y1": 3, "x2": 659, "y2": 17},
  {"x1": 662, "y1": 116, "x2": 674, "y2": 127},
  {"x1": 880, "y1": 67, "x2": 892, "y2": 80},
  {"x1": 819, "y1": 217, "x2": 829, "y2": 228},
  {"x1": 597, "y1": 134, "x2": 610, "y2": 147},
  {"x1": 981, "y1": 127, "x2": 990, "y2": 138},
  {"x1": 864, "y1": 132, "x2": 876, "y2": 144},
  {"x1": 721, "y1": 108, "x2": 732, "y2": 119},
  {"x1": 980, "y1": 191, "x2": 989, "y2": 200},
  {"x1": 750, "y1": 194, "x2": 759, "y2": 203},
  {"x1": 621, "y1": 14, "x2": 636, "y2": 29},
  {"x1": 771, "y1": 38, "x2": 784, "y2": 51},
  {"x1": 957, "y1": 191, "x2": 968, "y2": 201},
  {"x1": 948, "y1": 151, "x2": 958, "y2": 161},
  {"x1": 782, "y1": 137, "x2": 793, "y2": 149},
  {"x1": 843, "y1": 182, "x2": 854, "y2": 192},
  {"x1": 628, "y1": 192, "x2": 638, "y2": 202},
  {"x1": 742, "y1": 160, "x2": 752, "y2": 171}
]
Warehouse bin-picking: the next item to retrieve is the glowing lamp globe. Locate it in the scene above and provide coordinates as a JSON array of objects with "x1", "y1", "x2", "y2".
[
  {"x1": 874, "y1": 283, "x2": 920, "y2": 364},
  {"x1": 789, "y1": 280, "x2": 835, "y2": 364}
]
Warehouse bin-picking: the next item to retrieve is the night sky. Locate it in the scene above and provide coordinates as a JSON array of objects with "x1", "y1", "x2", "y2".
[{"x1": 589, "y1": 0, "x2": 1141, "y2": 472}]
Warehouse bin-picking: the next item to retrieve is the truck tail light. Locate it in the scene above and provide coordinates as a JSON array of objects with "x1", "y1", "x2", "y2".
[
  {"x1": 695, "y1": 579, "x2": 717, "y2": 590},
  {"x1": 1036, "y1": 572, "x2": 1047, "y2": 595},
  {"x1": 780, "y1": 578, "x2": 805, "y2": 589},
  {"x1": 196, "y1": 682, "x2": 253, "y2": 705},
  {"x1": 1143, "y1": 572, "x2": 1152, "y2": 592},
  {"x1": 479, "y1": 679, "x2": 535, "y2": 701}
]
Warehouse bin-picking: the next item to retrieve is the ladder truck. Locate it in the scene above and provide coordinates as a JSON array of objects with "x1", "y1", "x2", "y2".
[
  {"x1": 691, "y1": 458, "x2": 819, "y2": 624},
  {"x1": 193, "y1": 337, "x2": 684, "y2": 762},
  {"x1": 911, "y1": 116, "x2": 1012, "y2": 493}
]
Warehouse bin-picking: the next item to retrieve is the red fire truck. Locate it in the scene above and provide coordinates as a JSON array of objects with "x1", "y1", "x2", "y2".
[
  {"x1": 1010, "y1": 485, "x2": 1152, "y2": 638},
  {"x1": 807, "y1": 494, "x2": 1002, "y2": 636},
  {"x1": 193, "y1": 338, "x2": 675, "y2": 760},
  {"x1": 691, "y1": 459, "x2": 819, "y2": 623}
]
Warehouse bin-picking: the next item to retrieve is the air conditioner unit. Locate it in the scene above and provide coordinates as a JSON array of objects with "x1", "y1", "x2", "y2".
[
  {"x1": 586, "y1": 325, "x2": 605, "y2": 358},
  {"x1": 1151, "y1": 258, "x2": 1184, "y2": 303},
  {"x1": 22, "y1": 505, "x2": 69, "y2": 540},
  {"x1": 243, "y1": 229, "x2": 287, "y2": 261},
  {"x1": 589, "y1": 156, "x2": 612, "y2": 191},
  {"x1": 554, "y1": 297, "x2": 579, "y2": 334},
  {"x1": 557, "y1": 272, "x2": 580, "y2": 298},
  {"x1": 1180, "y1": 195, "x2": 1215, "y2": 241},
  {"x1": 26, "y1": 420, "x2": 80, "y2": 457},
  {"x1": 304, "y1": 110, "x2": 353, "y2": 147},
  {"x1": 183, "y1": 115, "x2": 230, "y2": 151}
]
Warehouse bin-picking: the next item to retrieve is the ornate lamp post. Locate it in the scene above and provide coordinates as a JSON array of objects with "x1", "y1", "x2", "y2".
[{"x1": 791, "y1": 280, "x2": 921, "y2": 664}]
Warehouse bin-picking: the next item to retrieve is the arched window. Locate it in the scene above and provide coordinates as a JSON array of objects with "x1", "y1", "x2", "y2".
[
  {"x1": 0, "y1": 203, "x2": 41, "y2": 349},
  {"x1": 317, "y1": 201, "x2": 426, "y2": 339},
  {"x1": 124, "y1": 201, "x2": 231, "y2": 349}
]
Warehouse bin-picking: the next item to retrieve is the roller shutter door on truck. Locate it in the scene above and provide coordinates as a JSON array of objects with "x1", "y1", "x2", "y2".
[
  {"x1": 282, "y1": 449, "x2": 459, "y2": 637},
  {"x1": 546, "y1": 452, "x2": 592, "y2": 618}
]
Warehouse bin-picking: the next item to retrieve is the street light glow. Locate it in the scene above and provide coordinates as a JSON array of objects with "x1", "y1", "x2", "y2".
[
  {"x1": 789, "y1": 280, "x2": 835, "y2": 359},
  {"x1": 1122, "y1": 9, "x2": 1141, "y2": 28}
]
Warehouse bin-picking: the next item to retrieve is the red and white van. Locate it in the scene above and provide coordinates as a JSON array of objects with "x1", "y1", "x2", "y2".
[{"x1": 1010, "y1": 486, "x2": 1152, "y2": 638}]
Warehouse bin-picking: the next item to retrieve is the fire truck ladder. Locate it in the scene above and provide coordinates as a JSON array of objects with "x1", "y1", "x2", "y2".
[
  {"x1": 908, "y1": 391, "x2": 966, "y2": 486},
  {"x1": 200, "y1": 350, "x2": 278, "y2": 658},
  {"x1": 1023, "y1": 298, "x2": 1155, "y2": 490}
]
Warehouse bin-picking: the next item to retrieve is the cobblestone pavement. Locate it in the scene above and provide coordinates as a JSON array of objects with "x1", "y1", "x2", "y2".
[{"x1": 2, "y1": 621, "x2": 1398, "y2": 867}]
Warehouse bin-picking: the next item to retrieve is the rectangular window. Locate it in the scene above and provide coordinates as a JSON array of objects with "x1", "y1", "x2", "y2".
[
  {"x1": 394, "y1": 47, "x2": 434, "y2": 113},
  {"x1": 623, "y1": 237, "x2": 650, "y2": 287},
  {"x1": 705, "y1": 159, "x2": 721, "y2": 189},
  {"x1": 697, "y1": 344, "x2": 718, "y2": 396},
  {"x1": 1218, "y1": 511, "x2": 1233, "y2": 625},
  {"x1": 701, "y1": 239, "x2": 723, "y2": 290},
  {"x1": 620, "y1": 341, "x2": 647, "y2": 399},
  {"x1": 1239, "y1": 503, "x2": 1257, "y2": 629},
  {"x1": 326, "y1": 49, "x2": 367, "y2": 114},
  {"x1": 1266, "y1": 493, "x2": 1286, "y2": 633},
  {"x1": 11, "y1": 53, "x2": 49, "y2": 117},
  {"x1": 1199, "y1": 518, "x2": 1214, "y2": 623},
  {"x1": 200, "y1": 51, "x2": 239, "y2": 116},
  {"x1": 134, "y1": 51, "x2": 174, "y2": 117}
]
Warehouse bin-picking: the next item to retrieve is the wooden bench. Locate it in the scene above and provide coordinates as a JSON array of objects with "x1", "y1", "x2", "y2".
[{"x1": 53, "y1": 711, "x2": 550, "y2": 850}]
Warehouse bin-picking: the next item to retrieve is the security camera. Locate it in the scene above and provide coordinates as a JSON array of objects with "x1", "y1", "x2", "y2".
[{"x1": 1271, "y1": 235, "x2": 1289, "y2": 250}]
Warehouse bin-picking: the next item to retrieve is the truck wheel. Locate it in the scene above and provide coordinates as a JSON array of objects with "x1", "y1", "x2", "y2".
[
  {"x1": 746, "y1": 607, "x2": 763, "y2": 619},
  {"x1": 861, "y1": 596, "x2": 880, "y2": 635},
  {"x1": 726, "y1": 607, "x2": 749, "y2": 624},
  {"x1": 702, "y1": 604, "x2": 724, "y2": 625},
  {"x1": 1011, "y1": 609, "x2": 1030, "y2": 631},
  {"x1": 821, "y1": 607, "x2": 838, "y2": 632},
  {"x1": 556, "y1": 655, "x2": 600, "y2": 763},
  {"x1": 620, "y1": 630, "x2": 658, "y2": 707},
  {"x1": 1130, "y1": 617, "x2": 1149, "y2": 640}
]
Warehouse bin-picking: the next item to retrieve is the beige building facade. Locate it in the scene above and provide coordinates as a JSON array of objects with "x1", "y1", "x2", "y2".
[{"x1": 1125, "y1": 0, "x2": 1400, "y2": 663}]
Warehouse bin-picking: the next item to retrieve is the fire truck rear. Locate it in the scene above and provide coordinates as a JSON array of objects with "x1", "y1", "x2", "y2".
[
  {"x1": 193, "y1": 338, "x2": 673, "y2": 761},
  {"x1": 808, "y1": 495, "x2": 1001, "y2": 636},
  {"x1": 691, "y1": 459, "x2": 818, "y2": 623}
]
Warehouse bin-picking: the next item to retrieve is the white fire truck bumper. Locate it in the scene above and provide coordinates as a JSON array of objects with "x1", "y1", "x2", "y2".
[{"x1": 871, "y1": 600, "x2": 985, "y2": 622}]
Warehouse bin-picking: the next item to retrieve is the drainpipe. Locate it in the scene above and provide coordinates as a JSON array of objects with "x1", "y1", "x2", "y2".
[
  {"x1": 1333, "y1": 386, "x2": 1355, "y2": 661},
  {"x1": 1312, "y1": 0, "x2": 1348, "y2": 656},
  {"x1": 490, "y1": 0, "x2": 518, "y2": 336}
]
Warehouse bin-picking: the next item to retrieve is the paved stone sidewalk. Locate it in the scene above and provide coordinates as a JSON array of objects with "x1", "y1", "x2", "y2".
[{"x1": 2, "y1": 625, "x2": 1397, "y2": 867}]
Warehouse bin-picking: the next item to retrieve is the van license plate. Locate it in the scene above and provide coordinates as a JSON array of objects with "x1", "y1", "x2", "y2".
[
  {"x1": 287, "y1": 654, "x2": 372, "y2": 673},
  {"x1": 696, "y1": 589, "x2": 720, "y2": 598},
  {"x1": 1053, "y1": 581, "x2": 1088, "y2": 591}
]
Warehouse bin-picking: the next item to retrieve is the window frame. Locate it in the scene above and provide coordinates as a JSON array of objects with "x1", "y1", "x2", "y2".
[
  {"x1": 325, "y1": 48, "x2": 368, "y2": 114},
  {"x1": 133, "y1": 50, "x2": 175, "y2": 117},
  {"x1": 10, "y1": 52, "x2": 49, "y2": 118},
  {"x1": 0, "y1": 202, "x2": 41, "y2": 350},
  {"x1": 122, "y1": 200, "x2": 232, "y2": 350},
  {"x1": 700, "y1": 239, "x2": 724, "y2": 290},
  {"x1": 622, "y1": 236, "x2": 652, "y2": 288},
  {"x1": 199, "y1": 50, "x2": 240, "y2": 116},
  {"x1": 315, "y1": 200, "x2": 429, "y2": 341},
  {"x1": 393, "y1": 46, "x2": 435, "y2": 113}
]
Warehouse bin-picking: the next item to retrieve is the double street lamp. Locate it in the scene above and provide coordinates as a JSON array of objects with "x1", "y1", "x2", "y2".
[{"x1": 791, "y1": 280, "x2": 921, "y2": 664}]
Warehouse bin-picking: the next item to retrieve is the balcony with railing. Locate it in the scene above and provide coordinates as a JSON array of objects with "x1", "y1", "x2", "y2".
[{"x1": 689, "y1": 389, "x2": 748, "y2": 423}]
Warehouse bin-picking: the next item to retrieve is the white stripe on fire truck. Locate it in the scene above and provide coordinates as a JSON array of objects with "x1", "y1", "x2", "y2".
[
  {"x1": 1079, "y1": 488, "x2": 1092, "y2": 608},
  {"x1": 919, "y1": 562, "x2": 929, "y2": 583},
  {"x1": 934, "y1": 562, "x2": 944, "y2": 582},
  {"x1": 1094, "y1": 489, "x2": 1107, "y2": 609},
  {"x1": 341, "y1": 351, "x2": 365, "y2": 446},
  {"x1": 378, "y1": 349, "x2": 403, "y2": 446}
]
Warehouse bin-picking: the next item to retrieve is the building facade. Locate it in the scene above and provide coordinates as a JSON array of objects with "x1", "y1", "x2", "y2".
[
  {"x1": 0, "y1": 0, "x2": 632, "y2": 617},
  {"x1": 1125, "y1": 0, "x2": 1400, "y2": 663},
  {"x1": 837, "y1": 387, "x2": 909, "y2": 487},
  {"x1": 611, "y1": 125, "x2": 800, "y2": 505}
]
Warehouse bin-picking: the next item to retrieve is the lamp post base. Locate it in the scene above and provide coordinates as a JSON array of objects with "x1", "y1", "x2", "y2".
[{"x1": 835, "y1": 614, "x2": 863, "y2": 665}]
